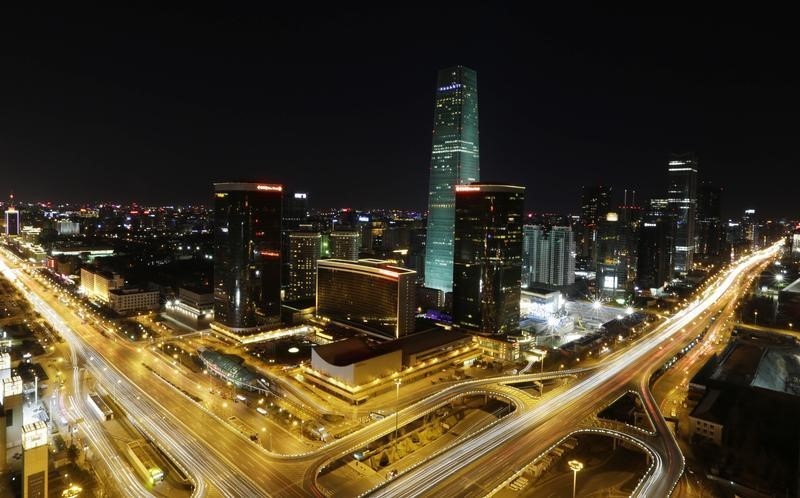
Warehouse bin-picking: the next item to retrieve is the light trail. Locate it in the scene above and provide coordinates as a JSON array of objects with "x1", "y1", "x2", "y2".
[{"x1": 370, "y1": 242, "x2": 782, "y2": 497}]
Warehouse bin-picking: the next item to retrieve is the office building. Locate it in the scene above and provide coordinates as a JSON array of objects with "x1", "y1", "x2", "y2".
[
  {"x1": 576, "y1": 184, "x2": 612, "y2": 260},
  {"x1": 580, "y1": 184, "x2": 612, "y2": 227},
  {"x1": 453, "y1": 184, "x2": 524, "y2": 334},
  {"x1": 22, "y1": 421, "x2": 49, "y2": 498},
  {"x1": 5, "y1": 203, "x2": 19, "y2": 237},
  {"x1": 424, "y1": 66, "x2": 480, "y2": 295},
  {"x1": 288, "y1": 232, "x2": 321, "y2": 301},
  {"x1": 80, "y1": 267, "x2": 125, "y2": 302},
  {"x1": 696, "y1": 180, "x2": 724, "y2": 262},
  {"x1": 55, "y1": 219, "x2": 80, "y2": 235},
  {"x1": 666, "y1": 153, "x2": 698, "y2": 273},
  {"x1": 3, "y1": 376, "x2": 23, "y2": 448},
  {"x1": 329, "y1": 231, "x2": 360, "y2": 260},
  {"x1": 108, "y1": 288, "x2": 160, "y2": 314},
  {"x1": 212, "y1": 182, "x2": 282, "y2": 338},
  {"x1": 316, "y1": 259, "x2": 416, "y2": 339},
  {"x1": 636, "y1": 211, "x2": 674, "y2": 291},
  {"x1": 165, "y1": 286, "x2": 214, "y2": 329},
  {"x1": 742, "y1": 208, "x2": 758, "y2": 250},
  {"x1": 522, "y1": 225, "x2": 575, "y2": 287},
  {"x1": 595, "y1": 212, "x2": 634, "y2": 296},
  {"x1": 283, "y1": 192, "x2": 309, "y2": 230}
]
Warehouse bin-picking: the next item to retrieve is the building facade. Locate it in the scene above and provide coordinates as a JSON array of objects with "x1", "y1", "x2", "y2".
[
  {"x1": 424, "y1": 66, "x2": 480, "y2": 295},
  {"x1": 636, "y1": 209, "x2": 674, "y2": 290},
  {"x1": 666, "y1": 154, "x2": 698, "y2": 273},
  {"x1": 80, "y1": 267, "x2": 125, "y2": 302},
  {"x1": 522, "y1": 225, "x2": 575, "y2": 287},
  {"x1": 288, "y1": 232, "x2": 321, "y2": 301},
  {"x1": 453, "y1": 184, "x2": 524, "y2": 334},
  {"x1": 329, "y1": 231, "x2": 360, "y2": 260},
  {"x1": 212, "y1": 182, "x2": 282, "y2": 337},
  {"x1": 316, "y1": 259, "x2": 416, "y2": 339},
  {"x1": 108, "y1": 288, "x2": 160, "y2": 314},
  {"x1": 696, "y1": 180, "x2": 724, "y2": 262},
  {"x1": 4, "y1": 207, "x2": 19, "y2": 237}
]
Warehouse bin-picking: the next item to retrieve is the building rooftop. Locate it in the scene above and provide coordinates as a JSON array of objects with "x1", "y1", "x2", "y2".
[
  {"x1": 782, "y1": 277, "x2": 800, "y2": 294},
  {"x1": 690, "y1": 388, "x2": 736, "y2": 424},
  {"x1": 313, "y1": 330, "x2": 471, "y2": 367},
  {"x1": 317, "y1": 258, "x2": 416, "y2": 276},
  {"x1": 109, "y1": 287, "x2": 156, "y2": 296}
]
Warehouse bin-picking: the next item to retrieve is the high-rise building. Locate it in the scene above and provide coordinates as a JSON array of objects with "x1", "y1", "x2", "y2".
[
  {"x1": 329, "y1": 231, "x2": 360, "y2": 260},
  {"x1": 316, "y1": 259, "x2": 416, "y2": 339},
  {"x1": 575, "y1": 184, "x2": 611, "y2": 264},
  {"x1": 522, "y1": 225, "x2": 575, "y2": 287},
  {"x1": 595, "y1": 212, "x2": 634, "y2": 296},
  {"x1": 453, "y1": 184, "x2": 524, "y2": 334},
  {"x1": 22, "y1": 421, "x2": 49, "y2": 498},
  {"x1": 742, "y1": 208, "x2": 758, "y2": 250},
  {"x1": 666, "y1": 153, "x2": 698, "y2": 273},
  {"x1": 696, "y1": 180, "x2": 723, "y2": 261},
  {"x1": 212, "y1": 182, "x2": 282, "y2": 337},
  {"x1": 580, "y1": 185, "x2": 612, "y2": 227},
  {"x1": 424, "y1": 66, "x2": 480, "y2": 295},
  {"x1": 288, "y1": 232, "x2": 321, "y2": 301},
  {"x1": 636, "y1": 210, "x2": 674, "y2": 290},
  {"x1": 4, "y1": 194, "x2": 19, "y2": 237},
  {"x1": 283, "y1": 192, "x2": 309, "y2": 230}
]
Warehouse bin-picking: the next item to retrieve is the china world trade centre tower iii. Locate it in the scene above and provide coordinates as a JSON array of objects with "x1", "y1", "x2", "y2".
[{"x1": 424, "y1": 66, "x2": 480, "y2": 295}]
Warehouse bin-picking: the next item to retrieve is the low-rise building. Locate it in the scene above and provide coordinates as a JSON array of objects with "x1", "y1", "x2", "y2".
[
  {"x1": 165, "y1": 286, "x2": 214, "y2": 329},
  {"x1": 80, "y1": 267, "x2": 124, "y2": 302},
  {"x1": 108, "y1": 288, "x2": 160, "y2": 314},
  {"x1": 305, "y1": 330, "x2": 476, "y2": 404},
  {"x1": 688, "y1": 388, "x2": 730, "y2": 446}
]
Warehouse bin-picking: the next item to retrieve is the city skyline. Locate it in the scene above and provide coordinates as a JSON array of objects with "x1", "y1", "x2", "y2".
[{"x1": 1, "y1": 8, "x2": 799, "y2": 218}]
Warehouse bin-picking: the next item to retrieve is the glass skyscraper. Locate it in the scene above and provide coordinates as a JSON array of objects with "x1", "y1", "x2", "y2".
[
  {"x1": 212, "y1": 182, "x2": 282, "y2": 336},
  {"x1": 666, "y1": 153, "x2": 698, "y2": 274},
  {"x1": 453, "y1": 184, "x2": 524, "y2": 334},
  {"x1": 424, "y1": 66, "x2": 480, "y2": 295}
]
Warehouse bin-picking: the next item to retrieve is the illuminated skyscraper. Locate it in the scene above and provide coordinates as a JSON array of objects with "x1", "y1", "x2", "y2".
[
  {"x1": 424, "y1": 66, "x2": 480, "y2": 295},
  {"x1": 329, "y1": 231, "x2": 360, "y2": 260},
  {"x1": 4, "y1": 194, "x2": 19, "y2": 237},
  {"x1": 453, "y1": 184, "x2": 524, "y2": 334},
  {"x1": 666, "y1": 153, "x2": 698, "y2": 273},
  {"x1": 288, "y1": 232, "x2": 321, "y2": 301},
  {"x1": 523, "y1": 225, "x2": 575, "y2": 287},
  {"x1": 212, "y1": 182, "x2": 282, "y2": 337}
]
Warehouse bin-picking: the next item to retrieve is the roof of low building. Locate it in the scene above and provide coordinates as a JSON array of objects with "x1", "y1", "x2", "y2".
[{"x1": 313, "y1": 330, "x2": 471, "y2": 367}]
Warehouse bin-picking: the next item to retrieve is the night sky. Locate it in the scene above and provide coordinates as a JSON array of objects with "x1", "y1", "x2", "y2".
[{"x1": 1, "y1": 7, "x2": 798, "y2": 218}]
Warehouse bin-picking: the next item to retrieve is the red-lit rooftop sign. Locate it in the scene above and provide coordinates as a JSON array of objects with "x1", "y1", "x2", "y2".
[{"x1": 257, "y1": 185, "x2": 282, "y2": 192}]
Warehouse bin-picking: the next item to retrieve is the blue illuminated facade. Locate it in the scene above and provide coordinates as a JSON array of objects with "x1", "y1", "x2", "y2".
[{"x1": 424, "y1": 66, "x2": 480, "y2": 295}]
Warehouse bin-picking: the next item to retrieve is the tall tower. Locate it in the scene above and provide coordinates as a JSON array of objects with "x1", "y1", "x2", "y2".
[
  {"x1": 424, "y1": 66, "x2": 480, "y2": 295},
  {"x1": 329, "y1": 231, "x2": 360, "y2": 260},
  {"x1": 453, "y1": 184, "x2": 524, "y2": 334},
  {"x1": 667, "y1": 153, "x2": 698, "y2": 274},
  {"x1": 211, "y1": 182, "x2": 282, "y2": 338},
  {"x1": 523, "y1": 225, "x2": 575, "y2": 287},
  {"x1": 288, "y1": 232, "x2": 321, "y2": 301},
  {"x1": 696, "y1": 180, "x2": 723, "y2": 261},
  {"x1": 5, "y1": 193, "x2": 20, "y2": 237},
  {"x1": 22, "y1": 421, "x2": 49, "y2": 498}
]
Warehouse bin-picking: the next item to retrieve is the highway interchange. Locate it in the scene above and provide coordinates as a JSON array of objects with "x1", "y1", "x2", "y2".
[{"x1": 0, "y1": 241, "x2": 782, "y2": 497}]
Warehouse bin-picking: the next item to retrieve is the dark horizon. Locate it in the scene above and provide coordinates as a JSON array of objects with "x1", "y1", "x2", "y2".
[{"x1": 1, "y1": 7, "x2": 799, "y2": 219}]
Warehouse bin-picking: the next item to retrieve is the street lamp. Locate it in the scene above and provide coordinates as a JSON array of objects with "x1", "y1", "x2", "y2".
[
  {"x1": 394, "y1": 378, "x2": 402, "y2": 454},
  {"x1": 568, "y1": 459, "x2": 583, "y2": 498},
  {"x1": 754, "y1": 310, "x2": 758, "y2": 326}
]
